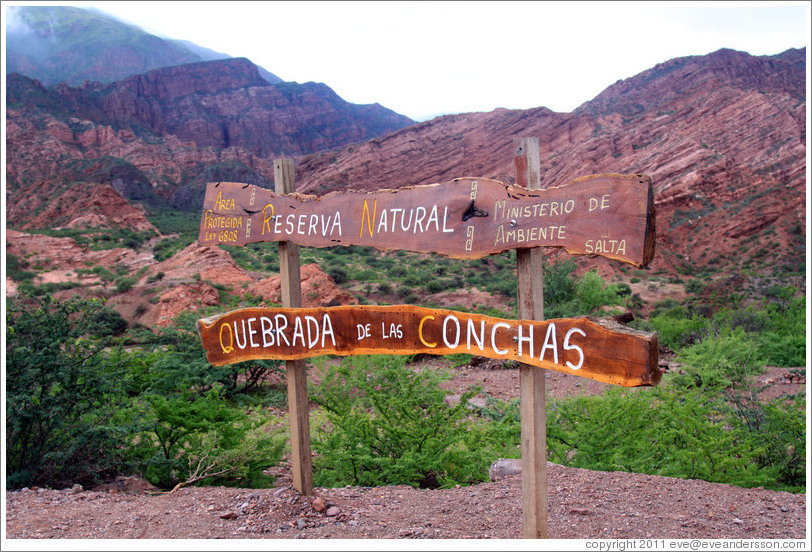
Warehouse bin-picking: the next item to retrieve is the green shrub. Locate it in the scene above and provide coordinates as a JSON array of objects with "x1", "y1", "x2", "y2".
[
  {"x1": 152, "y1": 235, "x2": 195, "y2": 262},
  {"x1": 427, "y1": 279, "x2": 451, "y2": 294},
  {"x1": 546, "y1": 385, "x2": 805, "y2": 492},
  {"x1": 311, "y1": 356, "x2": 494, "y2": 489},
  {"x1": 6, "y1": 294, "x2": 133, "y2": 489},
  {"x1": 131, "y1": 386, "x2": 286, "y2": 490},
  {"x1": 147, "y1": 271, "x2": 165, "y2": 283},
  {"x1": 673, "y1": 327, "x2": 764, "y2": 390},
  {"x1": 727, "y1": 388, "x2": 806, "y2": 490},
  {"x1": 685, "y1": 279, "x2": 706, "y2": 294},
  {"x1": 543, "y1": 259, "x2": 576, "y2": 307},
  {"x1": 402, "y1": 274, "x2": 422, "y2": 287},
  {"x1": 575, "y1": 270, "x2": 622, "y2": 313},
  {"x1": 615, "y1": 283, "x2": 632, "y2": 297},
  {"x1": 6, "y1": 253, "x2": 36, "y2": 283},
  {"x1": 92, "y1": 265, "x2": 116, "y2": 283},
  {"x1": 650, "y1": 297, "x2": 681, "y2": 318},
  {"x1": 758, "y1": 333, "x2": 806, "y2": 366},
  {"x1": 6, "y1": 294, "x2": 289, "y2": 491},
  {"x1": 757, "y1": 295, "x2": 805, "y2": 366},
  {"x1": 19, "y1": 281, "x2": 83, "y2": 297},
  {"x1": 355, "y1": 269, "x2": 377, "y2": 281},
  {"x1": 328, "y1": 267, "x2": 348, "y2": 284},
  {"x1": 145, "y1": 209, "x2": 200, "y2": 236},
  {"x1": 487, "y1": 278, "x2": 518, "y2": 299},
  {"x1": 476, "y1": 397, "x2": 522, "y2": 454},
  {"x1": 93, "y1": 307, "x2": 129, "y2": 335},
  {"x1": 116, "y1": 276, "x2": 137, "y2": 293},
  {"x1": 650, "y1": 309, "x2": 708, "y2": 350},
  {"x1": 143, "y1": 311, "x2": 283, "y2": 397},
  {"x1": 650, "y1": 292, "x2": 803, "y2": 365},
  {"x1": 753, "y1": 395, "x2": 806, "y2": 488},
  {"x1": 542, "y1": 263, "x2": 623, "y2": 318}
]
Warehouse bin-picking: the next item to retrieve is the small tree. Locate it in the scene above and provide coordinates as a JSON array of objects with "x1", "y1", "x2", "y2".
[{"x1": 132, "y1": 386, "x2": 286, "y2": 490}]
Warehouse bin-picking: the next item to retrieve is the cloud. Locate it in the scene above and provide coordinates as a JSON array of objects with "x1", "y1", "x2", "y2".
[{"x1": 4, "y1": 6, "x2": 32, "y2": 34}]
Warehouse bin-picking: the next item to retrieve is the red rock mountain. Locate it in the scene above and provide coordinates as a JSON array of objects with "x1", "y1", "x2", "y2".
[
  {"x1": 8, "y1": 57, "x2": 412, "y2": 157},
  {"x1": 5, "y1": 47, "x2": 806, "y2": 311},
  {"x1": 40, "y1": 57, "x2": 412, "y2": 157},
  {"x1": 6, "y1": 57, "x2": 412, "y2": 224},
  {"x1": 294, "y1": 48, "x2": 806, "y2": 278},
  {"x1": 5, "y1": 97, "x2": 271, "y2": 227}
]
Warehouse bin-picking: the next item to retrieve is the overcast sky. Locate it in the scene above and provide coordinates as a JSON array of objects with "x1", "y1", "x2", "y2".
[{"x1": 6, "y1": 1, "x2": 811, "y2": 121}]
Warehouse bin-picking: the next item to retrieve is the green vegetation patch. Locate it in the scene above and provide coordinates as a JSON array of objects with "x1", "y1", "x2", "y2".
[
  {"x1": 6, "y1": 294, "x2": 288, "y2": 491},
  {"x1": 310, "y1": 355, "x2": 516, "y2": 489}
]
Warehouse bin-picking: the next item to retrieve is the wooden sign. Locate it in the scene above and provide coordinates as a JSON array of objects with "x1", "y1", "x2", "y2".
[
  {"x1": 196, "y1": 143, "x2": 660, "y2": 539},
  {"x1": 196, "y1": 305, "x2": 660, "y2": 387},
  {"x1": 198, "y1": 174, "x2": 656, "y2": 267}
]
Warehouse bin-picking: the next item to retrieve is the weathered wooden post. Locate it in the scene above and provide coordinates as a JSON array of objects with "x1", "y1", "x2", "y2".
[
  {"x1": 274, "y1": 158, "x2": 313, "y2": 496},
  {"x1": 513, "y1": 137, "x2": 547, "y2": 538}
]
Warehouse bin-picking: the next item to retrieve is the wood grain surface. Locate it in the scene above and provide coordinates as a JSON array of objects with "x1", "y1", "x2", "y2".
[
  {"x1": 198, "y1": 174, "x2": 656, "y2": 267},
  {"x1": 197, "y1": 305, "x2": 661, "y2": 387}
]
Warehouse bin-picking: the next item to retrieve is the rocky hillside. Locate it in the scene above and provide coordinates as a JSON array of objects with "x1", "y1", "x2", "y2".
[
  {"x1": 6, "y1": 229, "x2": 357, "y2": 330},
  {"x1": 5, "y1": 5, "x2": 282, "y2": 86},
  {"x1": 5, "y1": 56, "x2": 413, "y2": 224},
  {"x1": 5, "y1": 47, "x2": 805, "y2": 328},
  {"x1": 294, "y1": 48, "x2": 806, "y2": 279}
]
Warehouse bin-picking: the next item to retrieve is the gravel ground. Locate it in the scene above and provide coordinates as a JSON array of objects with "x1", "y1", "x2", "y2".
[
  {"x1": 4, "y1": 464, "x2": 806, "y2": 542},
  {"x1": 3, "y1": 365, "x2": 807, "y2": 546}
]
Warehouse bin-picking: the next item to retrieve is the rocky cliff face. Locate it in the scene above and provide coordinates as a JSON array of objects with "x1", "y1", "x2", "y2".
[
  {"x1": 5, "y1": 97, "x2": 278, "y2": 228},
  {"x1": 581, "y1": 48, "x2": 806, "y2": 117},
  {"x1": 8, "y1": 58, "x2": 413, "y2": 159},
  {"x1": 6, "y1": 231, "x2": 355, "y2": 329},
  {"x1": 294, "y1": 48, "x2": 806, "y2": 278}
]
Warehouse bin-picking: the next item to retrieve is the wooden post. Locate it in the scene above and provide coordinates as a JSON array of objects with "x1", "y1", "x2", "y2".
[
  {"x1": 275, "y1": 158, "x2": 314, "y2": 496},
  {"x1": 514, "y1": 137, "x2": 548, "y2": 538}
]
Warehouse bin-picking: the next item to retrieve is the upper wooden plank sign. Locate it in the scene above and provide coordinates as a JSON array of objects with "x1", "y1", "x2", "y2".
[
  {"x1": 198, "y1": 174, "x2": 656, "y2": 267},
  {"x1": 197, "y1": 305, "x2": 661, "y2": 387}
]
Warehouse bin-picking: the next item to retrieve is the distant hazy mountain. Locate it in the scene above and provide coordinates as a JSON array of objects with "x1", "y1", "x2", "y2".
[{"x1": 5, "y1": 5, "x2": 283, "y2": 85}]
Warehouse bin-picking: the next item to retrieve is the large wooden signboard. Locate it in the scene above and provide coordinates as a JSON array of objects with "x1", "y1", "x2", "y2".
[
  {"x1": 198, "y1": 174, "x2": 655, "y2": 267},
  {"x1": 196, "y1": 305, "x2": 660, "y2": 387}
]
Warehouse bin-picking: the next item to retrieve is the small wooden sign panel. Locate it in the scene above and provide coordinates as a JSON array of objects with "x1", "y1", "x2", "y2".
[
  {"x1": 198, "y1": 174, "x2": 655, "y2": 267},
  {"x1": 197, "y1": 305, "x2": 660, "y2": 387}
]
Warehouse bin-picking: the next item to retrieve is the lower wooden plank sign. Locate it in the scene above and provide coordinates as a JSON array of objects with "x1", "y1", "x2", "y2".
[
  {"x1": 197, "y1": 305, "x2": 661, "y2": 387},
  {"x1": 198, "y1": 174, "x2": 656, "y2": 267}
]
